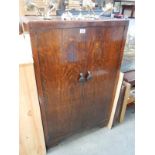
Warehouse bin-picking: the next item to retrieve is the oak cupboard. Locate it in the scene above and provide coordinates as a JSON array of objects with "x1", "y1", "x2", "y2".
[{"x1": 23, "y1": 17, "x2": 129, "y2": 149}]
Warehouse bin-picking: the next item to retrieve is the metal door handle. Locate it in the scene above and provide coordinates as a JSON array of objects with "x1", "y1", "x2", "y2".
[
  {"x1": 86, "y1": 71, "x2": 93, "y2": 81},
  {"x1": 79, "y1": 73, "x2": 85, "y2": 83}
]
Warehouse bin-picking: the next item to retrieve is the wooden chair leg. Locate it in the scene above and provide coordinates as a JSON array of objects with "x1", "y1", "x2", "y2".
[
  {"x1": 122, "y1": 7, "x2": 125, "y2": 15},
  {"x1": 120, "y1": 81, "x2": 131, "y2": 123},
  {"x1": 131, "y1": 8, "x2": 134, "y2": 18}
]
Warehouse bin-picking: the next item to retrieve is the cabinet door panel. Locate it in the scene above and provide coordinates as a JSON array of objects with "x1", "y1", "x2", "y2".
[
  {"x1": 37, "y1": 29, "x2": 86, "y2": 142},
  {"x1": 83, "y1": 27, "x2": 124, "y2": 127}
]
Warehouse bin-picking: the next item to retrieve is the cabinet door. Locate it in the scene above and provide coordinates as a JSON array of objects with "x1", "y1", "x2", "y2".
[
  {"x1": 82, "y1": 26, "x2": 125, "y2": 128},
  {"x1": 37, "y1": 28, "x2": 86, "y2": 144}
]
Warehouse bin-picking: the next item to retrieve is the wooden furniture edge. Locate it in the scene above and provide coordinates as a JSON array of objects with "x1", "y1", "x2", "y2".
[
  {"x1": 19, "y1": 63, "x2": 46, "y2": 155},
  {"x1": 107, "y1": 72, "x2": 124, "y2": 129},
  {"x1": 119, "y1": 81, "x2": 131, "y2": 123}
]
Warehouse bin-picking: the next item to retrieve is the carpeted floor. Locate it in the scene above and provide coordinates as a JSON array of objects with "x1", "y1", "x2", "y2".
[{"x1": 47, "y1": 106, "x2": 135, "y2": 155}]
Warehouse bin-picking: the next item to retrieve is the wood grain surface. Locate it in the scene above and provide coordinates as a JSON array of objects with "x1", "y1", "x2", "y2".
[
  {"x1": 107, "y1": 72, "x2": 124, "y2": 129},
  {"x1": 19, "y1": 63, "x2": 46, "y2": 155},
  {"x1": 26, "y1": 17, "x2": 129, "y2": 148}
]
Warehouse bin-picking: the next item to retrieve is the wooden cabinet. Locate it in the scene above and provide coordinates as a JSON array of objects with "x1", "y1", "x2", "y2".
[{"x1": 25, "y1": 17, "x2": 129, "y2": 149}]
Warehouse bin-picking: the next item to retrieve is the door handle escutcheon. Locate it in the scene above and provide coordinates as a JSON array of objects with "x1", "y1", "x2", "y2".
[
  {"x1": 79, "y1": 73, "x2": 85, "y2": 83},
  {"x1": 86, "y1": 71, "x2": 93, "y2": 81}
]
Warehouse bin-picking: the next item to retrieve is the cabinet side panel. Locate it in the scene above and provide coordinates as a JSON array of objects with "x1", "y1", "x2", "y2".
[
  {"x1": 29, "y1": 32, "x2": 49, "y2": 147},
  {"x1": 108, "y1": 24, "x2": 129, "y2": 124}
]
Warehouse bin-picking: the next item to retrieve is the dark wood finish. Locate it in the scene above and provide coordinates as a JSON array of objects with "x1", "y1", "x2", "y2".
[
  {"x1": 114, "y1": 0, "x2": 135, "y2": 3},
  {"x1": 122, "y1": 5, "x2": 135, "y2": 18},
  {"x1": 124, "y1": 70, "x2": 135, "y2": 87},
  {"x1": 24, "y1": 17, "x2": 129, "y2": 149},
  {"x1": 113, "y1": 0, "x2": 135, "y2": 17},
  {"x1": 83, "y1": 26, "x2": 125, "y2": 128}
]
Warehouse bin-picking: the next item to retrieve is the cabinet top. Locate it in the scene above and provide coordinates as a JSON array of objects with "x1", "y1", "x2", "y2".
[{"x1": 21, "y1": 16, "x2": 129, "y2": 33}]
